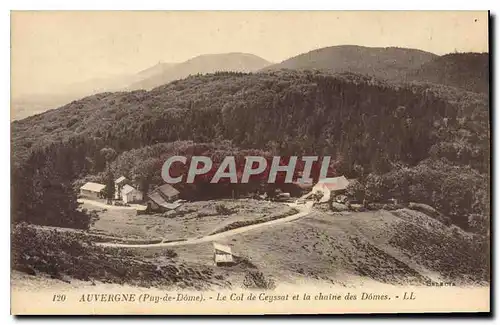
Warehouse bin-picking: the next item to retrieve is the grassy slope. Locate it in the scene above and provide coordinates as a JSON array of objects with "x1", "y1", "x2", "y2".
[
  {"x1": 12, "y1": 206, "x2": 489, "y2": 289},
  {"x1": 88, "y1": 199, "x2": 294, "y2": 240},
  {"x1": 11, "y1": 223, "x2": 234, "y2": 290},
  {"x1": 168, "y1": 208, "x2": 489, "y2": 287}
]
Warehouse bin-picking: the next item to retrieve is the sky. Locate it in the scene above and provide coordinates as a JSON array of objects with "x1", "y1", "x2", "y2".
[{"x1": 11, "y1": 11, "x2": 489, "y2": 97}]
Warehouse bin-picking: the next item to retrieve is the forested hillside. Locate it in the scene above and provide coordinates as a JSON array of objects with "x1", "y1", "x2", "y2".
[
  {"x1": 263, "y1": 45, "x2": 437, "y2": 80},
  {"x1": 405, "y1": 53, "x2": 489, "y2": 94},
  {"x1": 11, "y1": 70, "x2": 490, "y2": 232}
]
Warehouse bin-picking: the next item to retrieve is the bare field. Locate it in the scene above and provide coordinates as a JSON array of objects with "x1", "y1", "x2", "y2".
[{"x1": 87, "y1": 199, "x2": 294, "y2": 241}]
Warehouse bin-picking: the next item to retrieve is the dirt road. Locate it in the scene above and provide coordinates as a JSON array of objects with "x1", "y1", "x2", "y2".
[
  {"x1": 96, "y1": 201, "x2": 314, "y2": 248},
  {"x1": 78, "y1": 198, "x2": 147, "y2": 211}
]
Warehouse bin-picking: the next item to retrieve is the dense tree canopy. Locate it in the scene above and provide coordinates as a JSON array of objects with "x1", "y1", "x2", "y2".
[{"x1": 11, "y1": 70, "x2": 490, "y2": 231}]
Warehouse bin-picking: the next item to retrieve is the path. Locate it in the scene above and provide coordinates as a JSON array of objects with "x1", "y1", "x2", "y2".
[
  {"x1": 96, "y1": 201, "x2": 314, "y2": 248},
  {"x1": 78, "y1": 198, "x2": 147, "y2": 211}
]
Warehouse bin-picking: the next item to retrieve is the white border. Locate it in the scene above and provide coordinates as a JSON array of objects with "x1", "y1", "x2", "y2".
[{"x1": 1, "y1": 2, "x2": 497, "y2": 324}]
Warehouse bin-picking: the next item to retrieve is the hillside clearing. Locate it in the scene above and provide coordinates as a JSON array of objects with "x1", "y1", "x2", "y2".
[{"x1": 88, "y1": 199, "x2": 295, "y2": 241}]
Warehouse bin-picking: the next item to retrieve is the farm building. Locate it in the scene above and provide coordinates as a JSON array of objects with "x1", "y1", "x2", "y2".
[
  {"x1": 213, "y1": 242, "x2": 234, "y2": 266},
  {"x1": 156, "y1": 184, "x2": 180, "y2": 201},
  {"x1": 312, "y1": 176, "x2": 350, "y2": 203},
  {"x1": 298, "y1": 176, "x2": 350, "y2": 203},
  {"x1": 121, "y1": 184, "x2": 143, "y2": 204},
  {"x1": 146, "y1": 184, "x2": 181, "y2": 212},
  {"x1": 114, "y1": 176, "x2": 128, "y2": 200},
  {"x1": 80, "y1": 182, "x2": 106, "y2": 199}
]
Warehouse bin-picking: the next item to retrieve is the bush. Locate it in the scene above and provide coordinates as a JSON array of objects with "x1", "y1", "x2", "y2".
[
  {"x1": 346, "y1": 179, "x2": 365, "y2": 202},
  {"x1": 329, "y1": 202, "x2": 350, "y2": 212},
  {"x1": 11, "y1": 223, "x2": 213, "y2": 288},
  {"x1": 349, "y1": 204, "x2": 366, "y2": 212},
  {"x1": 408, "y1": 202, "x2": 440, "y2": 218},
  {"x1": 382, "y1": 203, "x2": 406, "y2": 211},
  {"x1": 243, "y1": 271, "x2": 276, "y2": 290},
  {"x1": 468, "y1": 214, "x2": 490, "y2": 234},
  {"x1": 364, "y1": 173, "x2": 388, "y2": 202},
  {"x1": 215, "y1": 204, "x2": 235, "y2": 215},
  {"x1": 311, "y1": 191, "x2": 324, "y2": 202}
]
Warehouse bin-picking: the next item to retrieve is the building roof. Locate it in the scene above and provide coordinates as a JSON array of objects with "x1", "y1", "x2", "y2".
[
  {"x1": 80, "y1": 182, "x2": 106, "y2": 192},
  {"x1": 213, "y1": 242, "x2": 232, "y2": 254},
  {"x1": 115, "y1": 176, "x2": 127, "y2": 184},
  {"x1": 147, "y1": 191, "x2": 181, "y2": 210},
  {"x1": 157, "y1": 184, "x2": 180, "y2": 198},
  {"x1": 121, "y1": 184, "x2": 137, "y2": 195},
  {"x1": 316, "y1": 176, "x2": 350, "y2": 191}
]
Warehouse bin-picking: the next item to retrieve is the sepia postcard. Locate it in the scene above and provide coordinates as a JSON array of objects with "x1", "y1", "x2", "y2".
[{"x1": 10, "y1": 10, "x2": 490, "y2": 315}]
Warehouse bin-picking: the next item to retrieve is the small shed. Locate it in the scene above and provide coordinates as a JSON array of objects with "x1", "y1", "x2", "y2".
[
  {"x1": 213, "y1": 242, "x2": 234, "y2": 266},
  {"x1": 80, "y1": 182, "x2": 106, "y2": 200},
  {"x1": 121, "y1": 184, "x2": 143, "y2": 204}
]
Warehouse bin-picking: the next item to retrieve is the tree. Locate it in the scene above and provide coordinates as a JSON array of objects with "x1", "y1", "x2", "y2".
[
  {"x1": 346, "y1": 179, "x2": 365, "y2": 202},
  {"x1": 468, "y1": 214, "x2": 489, "y2": 235},
  {"x1": 104, "y1": 169, "x2": 115, "y2": 204},
  {"x1": 364, "y1": 173, "x2": 385, "y2": 202},
  {"x1": 99, "y1": 147, "x2": 118, "y2": 204},
  {"x1": 100, "y1": 147, "x2": 117, "y2": 166}
]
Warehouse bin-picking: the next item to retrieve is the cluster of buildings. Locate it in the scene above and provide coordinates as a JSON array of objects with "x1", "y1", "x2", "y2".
[
  {"x1": 80, "y1": 174, "x2": 351, "y2": 212},
  {"x1": 79, "y1": 176, "x2": 183, "y2": 212}
]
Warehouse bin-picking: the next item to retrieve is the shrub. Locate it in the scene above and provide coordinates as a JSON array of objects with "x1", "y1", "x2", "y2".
[
  {"x1": 11, "y1": 223, "x2": 213, "y2": 288},
  {"x1": 364, "y1": 174, "x2": 386, "y2": 202},
  {"x1": 215, "y1": 204, "x2": 235, "y2": 215},
  {"x1": 468, "y1": 214, "x2": 490, "y2": 234},
  {"x1": 346, "y1": 179, "x2": 365, "y2": 202},
  {"x1": 243, "y1": 271, "x2": 276, "y2": 290},
  {"x1": 330, "y1": 202, "x2": 350, "y2": 212},
  {"x1": 408, "y1": 202, "x2": 441, "y2": 219},
  {"x1": 349, "y1": 204, "x2": 366, "y2": 212}
]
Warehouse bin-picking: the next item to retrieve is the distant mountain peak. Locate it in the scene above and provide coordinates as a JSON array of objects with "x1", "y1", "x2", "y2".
[
  {"x1": 264, "y1": 45, "x2": 438, "y2": 80},
  {"x1": 129, "y1": 52, "x2": 271, "y2": 90}
]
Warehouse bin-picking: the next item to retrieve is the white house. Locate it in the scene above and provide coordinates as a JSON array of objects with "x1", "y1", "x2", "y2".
[
  {"x1": 80, "y1": 182, "x2": 106, "y2": 200},
  {"x1": 121, "y1": 184, "x2": 143, "y2": 204},
  {"x1": 114, "y1": 176, "x2": 128, "y2": 200},
  {"x1": 213, "y1": 242, "x2": 234, "y2": 266}
]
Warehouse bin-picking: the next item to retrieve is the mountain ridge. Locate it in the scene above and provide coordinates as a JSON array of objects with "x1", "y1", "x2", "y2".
[
  {"x1": 11, "y1": 52, "x2": 272, "y2": 120},
  {"x1": 405, "y1": 52, "x2": 489, "y2": 93},
  {"x1": 128, "y1": 52, "x2": 272, "y2": 90},
  {"x1": 262, "y1": 45, "x2": 439, "y2": 80}
]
